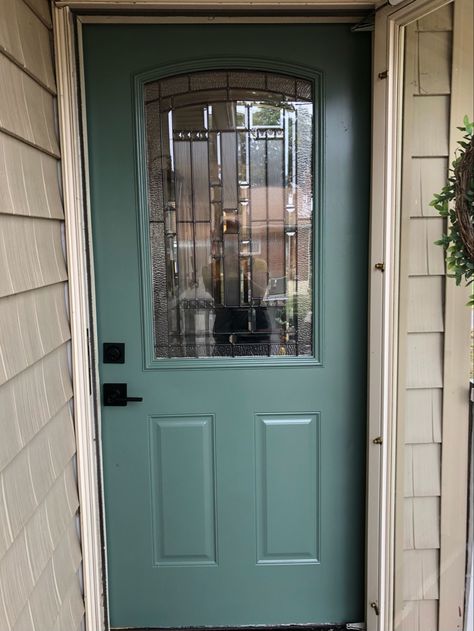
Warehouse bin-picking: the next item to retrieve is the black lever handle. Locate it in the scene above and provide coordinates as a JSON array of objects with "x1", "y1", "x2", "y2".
[{"x1": 103, "y1": 383, "x2": 143, "y2": 407}]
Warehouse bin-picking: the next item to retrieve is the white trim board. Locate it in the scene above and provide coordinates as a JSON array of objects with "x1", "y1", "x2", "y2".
[
  {"x1": 53, "y1": 7, "x2": 107, "y2": 631},
  {"x1": 52, "y1": 4, "x2": 472, "y2": 631},
  {"x1": 78, "y1": 15, "x2": 361, "y2": 22},
  {"x1": 56, "y1": 0, "x2": 375, "y2": 8}
]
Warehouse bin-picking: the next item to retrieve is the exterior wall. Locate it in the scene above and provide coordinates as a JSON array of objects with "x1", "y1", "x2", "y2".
[
  {"x1": 396, "y1": 3, "x2": 471, "y2": 630},
  {"x1": 0, "y1": 1, "x2": 84, "y2": 629}
]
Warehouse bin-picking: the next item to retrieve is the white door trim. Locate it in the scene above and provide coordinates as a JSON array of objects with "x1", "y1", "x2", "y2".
[
  {"x1": 53, "y1": 7, "x2": 107, "y2": 631},
  {"x1": 52, "y1": 3, "x2": 452, "y2": 630}
]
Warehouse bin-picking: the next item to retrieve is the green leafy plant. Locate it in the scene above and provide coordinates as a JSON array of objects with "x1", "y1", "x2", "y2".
[{"x1": 431, "y1": 115, "x2": 474, "y2": 306}]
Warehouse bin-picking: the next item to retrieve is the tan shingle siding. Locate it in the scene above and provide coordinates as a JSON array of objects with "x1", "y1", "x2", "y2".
[
  {"x1": 0, "y1": 1, "x2": 84, "y2": 629},
  {"x1": 407, "y1": 218, "x2": 446, "y2": 276},
  {"x1": 417, "y1": 5, "x2": 453, "y2": 31},
  {"x1": 0, "y1": 0, "x2": 56, "y2": 92},
  {"x1": 0, "y1": 217, "x2": 67, "y2": 297},
  {"x1": 398, "y1": 5, "x2": 454, "y2": 628},
  {"x1": 0, "y1": 54, "x2": 59, "y2": 156},
  {"x1": 0, "y1": 462, "x2": 80, "y2": 628},
  {"x1": 406, "y1": 334, "x2": 444, "y2": 389},
  {"x1": 404, "y1": 389, "x2": 442, "y2": 445},
  {"x1": 407, "y1": 158, "x2": 449, "y2": 218},
  {"x1": 0, "y1": 284, "x2": 70, "y2": 383},
  {"x1": 22, "y1": 0, "x2": 52, "y2": 29},
  {"x1": 0, "y1": 345, "x2": 72, "y2": 472},
  {"x1": 0, "y1": 133, "x2": 64, "y2": 219},
  {"x1": 407, "y1": 277, "x2": 444, "y2": 333}
]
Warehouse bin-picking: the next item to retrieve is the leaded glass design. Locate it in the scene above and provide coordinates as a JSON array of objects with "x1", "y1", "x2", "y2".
[{"x1": 144, "y1": 70, "x2": 314, "y2": 358}]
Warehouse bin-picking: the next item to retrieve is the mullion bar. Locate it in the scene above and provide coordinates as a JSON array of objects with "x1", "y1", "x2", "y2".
[
  {"x1": 247, "y1": 104, "x2": 254, "y2": 321},
  {"x1": 293, "y1": 106, "x2": 299, "y2": 353},
  {"x1": 217, "y1": 132, "x2": 224, "y2": 304},
  {"x1": 189, "y1": 138, "x2": 198, "y2": 292},
  {"x1": 282, "y1": 109, "x2": 288, "y2": 345},
  {"x1": 265, "y1": 135, "x2": 269, "y2": 289},
  {"x1": 189, "y1": 135, "x2": 199, "y2": 357},
  {"x1": 235, "y1": 129, "x2": 242, "y2": 307},
  {"x1": 206, "y1": 105, "x2": 216, "y2": 309},
  {"x1": 265, "y1": 134, "x2": 270, "y2": 356},
  {"x1": 294, "y1": 105, "x2": 300, "y2": 354}
]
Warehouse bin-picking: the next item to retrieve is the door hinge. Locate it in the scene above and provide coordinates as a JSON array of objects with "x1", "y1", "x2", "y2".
[{"x1": 370, "y1": 601, "x2": 380, "y2": 616}]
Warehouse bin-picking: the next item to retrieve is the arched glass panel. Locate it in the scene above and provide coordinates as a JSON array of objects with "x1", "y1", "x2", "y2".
[{"x1": 144, "y1": 70, "x2": 314, "y2": 358}]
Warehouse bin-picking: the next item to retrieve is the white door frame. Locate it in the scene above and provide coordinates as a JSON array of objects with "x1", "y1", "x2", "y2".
[{"x1": 52, "y1": 2, "x2": 467, "y2": 629}]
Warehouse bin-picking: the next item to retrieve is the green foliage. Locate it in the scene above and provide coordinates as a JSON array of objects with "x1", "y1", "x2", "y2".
[
  {"x1": 251, "y1": 104, "x2": 282, "y2": 127},
  {"x1": 430, "y1": 116, "x2": 474, "y2": 306}
]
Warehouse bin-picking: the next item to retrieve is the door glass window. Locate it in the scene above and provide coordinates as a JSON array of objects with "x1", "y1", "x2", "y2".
[{"x1": 144, "y1": 70, "x2": 314, "y2": 358}]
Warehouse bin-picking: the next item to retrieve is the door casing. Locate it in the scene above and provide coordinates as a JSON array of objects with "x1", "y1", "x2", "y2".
[{"x1": 51, "y1": 2, "x2": 449, "y2": 630}]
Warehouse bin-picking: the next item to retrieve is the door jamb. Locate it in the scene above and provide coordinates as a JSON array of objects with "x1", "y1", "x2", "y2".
[
  {"x1": 53, "y1": 9, "x2": 107, "y2": 631},
  {"x1": 52, "y1": 4, "x2": 432, "y2": 630}
]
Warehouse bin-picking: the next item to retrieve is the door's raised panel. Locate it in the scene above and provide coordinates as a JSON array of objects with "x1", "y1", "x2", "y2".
[
  {"x1": 149, "y1": 415, "x2": 217, "y2": 566},
  {"x1": 255, "y1": 413, "x2": 320, "y2": 564}
]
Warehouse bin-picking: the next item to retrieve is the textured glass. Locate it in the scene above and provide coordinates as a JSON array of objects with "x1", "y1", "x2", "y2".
[
  {"x1": 229, "y1": 71, "x2": 266, "y2": 90},
  {"x1": 145, "y1": 101, "x2": 164, "y2": 222},
  {"x1": 144, "y1": 82, "x2": 160, "y2": 103},
  {"x1": 150, "y1": 222, "x2": 168, "y2": 347},
  {"x1": 190, "y1": 72, "x2": 228, "y2": 91},
  {"x1": 161, "y1": 75, "x2": 189, "y2": 97},
  {"x1": 296, "y1": 79, "x2": 312, "y2": 100},
  {"x1": 295, "y1": 103, "x2": 313, "y2": 221},
  {"x1": 173, "y1": 89, "x2": 227, "y2": 109},
  {"x1": 297, "y1": 220, "x2": 312, "y2": 351},
  {"x1": 144, "y1": 70, "x2": 314, "y2": 358},
  {"x1": 267, "y1": 74, "x2": 296, "y2": 97}
]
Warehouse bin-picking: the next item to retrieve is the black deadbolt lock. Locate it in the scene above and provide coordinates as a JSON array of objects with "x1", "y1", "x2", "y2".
[{"x1": 103, "y1": 342, "x2": 125, "y2": 364}]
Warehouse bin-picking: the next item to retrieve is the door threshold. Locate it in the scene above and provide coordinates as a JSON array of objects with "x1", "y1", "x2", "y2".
[{"x1": 113, "y1": 625, "x2": 349, "y2": 631}]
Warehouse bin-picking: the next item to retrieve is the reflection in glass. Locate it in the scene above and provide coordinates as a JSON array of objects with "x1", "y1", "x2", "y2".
[{"x1": 144, "y1": 70, "x2": 314, "y2": 358}]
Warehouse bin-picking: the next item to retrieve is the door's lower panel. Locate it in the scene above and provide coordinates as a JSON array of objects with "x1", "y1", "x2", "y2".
[
  {"x1": 149, "y1": 415, "x2": 217, "y2": 566},
  {"x1": 255, "y1": 414, "x2": 320, "y2": 564}
]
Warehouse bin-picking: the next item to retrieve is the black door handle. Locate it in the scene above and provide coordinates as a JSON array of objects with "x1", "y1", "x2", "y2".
[{"x1": 103, "y1": 383, "x2": 143, "y2": 406}]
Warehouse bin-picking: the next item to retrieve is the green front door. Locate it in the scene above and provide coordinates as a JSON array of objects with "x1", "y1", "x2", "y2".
[{"x1": 83, "y1": 23, "x2": 370, "y2": 629}]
